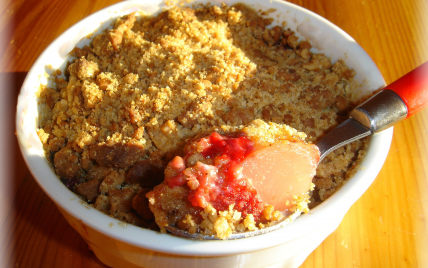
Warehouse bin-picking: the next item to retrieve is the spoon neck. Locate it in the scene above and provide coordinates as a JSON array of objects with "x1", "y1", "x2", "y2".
[{"x1": 317, "y1": 118, "x2": 371, "y2": 162}]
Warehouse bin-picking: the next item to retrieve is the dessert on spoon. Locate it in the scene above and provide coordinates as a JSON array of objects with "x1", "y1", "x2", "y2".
[{"x1": 147, "y1": 119, "x2": 319, "y2": 239}]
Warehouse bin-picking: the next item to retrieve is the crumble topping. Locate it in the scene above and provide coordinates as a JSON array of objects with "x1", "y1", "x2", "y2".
[{"x1": 37, "y1": 3, "x2": 368, "y2": 234}]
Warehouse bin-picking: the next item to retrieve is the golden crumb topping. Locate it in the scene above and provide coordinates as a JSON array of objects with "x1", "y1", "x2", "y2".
[{"x1": 37, "y1": 3, "x2": 368, "y2": 231}]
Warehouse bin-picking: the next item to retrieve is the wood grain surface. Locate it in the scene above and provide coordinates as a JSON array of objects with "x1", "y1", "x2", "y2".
[{"x1": 1, "y1": 0, "x2": 427, "y2": 267}]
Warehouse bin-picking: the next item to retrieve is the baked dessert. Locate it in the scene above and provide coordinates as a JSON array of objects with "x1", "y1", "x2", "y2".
[{"x1": 36, "y1": 3, "x2": 368, "y2": 235}]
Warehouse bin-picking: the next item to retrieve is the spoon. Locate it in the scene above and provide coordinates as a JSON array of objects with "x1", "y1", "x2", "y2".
[{"x1": 166, "y1": 61, "x2": 428, "y2": 240}]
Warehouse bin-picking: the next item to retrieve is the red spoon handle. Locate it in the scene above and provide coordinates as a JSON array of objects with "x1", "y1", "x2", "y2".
[{"x1": 384, "y1": 61, "x2": 428, "y2": 118}]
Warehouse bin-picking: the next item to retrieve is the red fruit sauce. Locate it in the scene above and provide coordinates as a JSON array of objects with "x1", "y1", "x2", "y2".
[{"x1": 165, "y1": 132, "x2": 264, "y2": 220}]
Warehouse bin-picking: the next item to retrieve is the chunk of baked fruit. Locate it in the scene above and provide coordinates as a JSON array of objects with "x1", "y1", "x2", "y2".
[{"x1": 146, "y1": 120, "x2": 320, "y2": 239}]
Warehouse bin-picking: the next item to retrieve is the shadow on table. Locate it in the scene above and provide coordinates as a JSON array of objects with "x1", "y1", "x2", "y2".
[{"x1": 0, "y1": 72, "x2": 107, "y2": 267}]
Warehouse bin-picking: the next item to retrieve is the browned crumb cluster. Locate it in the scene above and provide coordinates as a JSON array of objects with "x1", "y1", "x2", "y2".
[{"x1": 37, "y1": 4, "x2": 368, "y2": 230}]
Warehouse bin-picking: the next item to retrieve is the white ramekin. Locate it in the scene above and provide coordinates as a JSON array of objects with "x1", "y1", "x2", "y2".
[{"x1": 16, "y1": 0, "x2": 390, "y2": 267}]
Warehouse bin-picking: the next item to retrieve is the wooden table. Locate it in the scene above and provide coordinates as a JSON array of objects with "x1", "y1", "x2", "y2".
[{"x1": 1, "y1": 0, "x2": 427, "y2": 267}]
